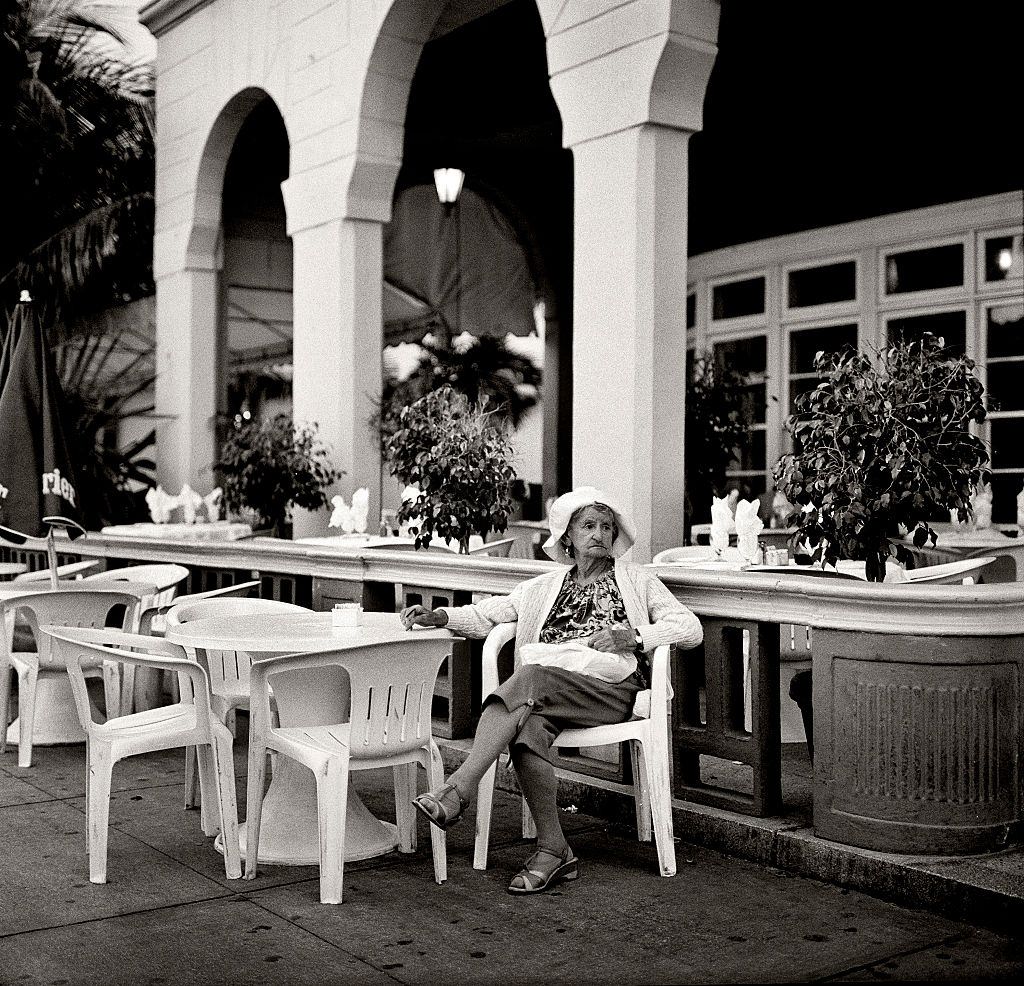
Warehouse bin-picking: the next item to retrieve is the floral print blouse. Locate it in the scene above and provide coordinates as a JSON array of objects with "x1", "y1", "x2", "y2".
[{"x1": 539, "y1": 569, "x2": 648, "y2": 685}]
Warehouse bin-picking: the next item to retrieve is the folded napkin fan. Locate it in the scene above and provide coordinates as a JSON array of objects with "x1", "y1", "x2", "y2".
[
  {"x1": 710, "y1": 495, "x2": 735, "y2": 553},
  {"x1": 734, "y1": 497, "x2": 764, "y2": 563},
  {"x1": 329, "y1": 487, "x2": 370, "y2": 533}
]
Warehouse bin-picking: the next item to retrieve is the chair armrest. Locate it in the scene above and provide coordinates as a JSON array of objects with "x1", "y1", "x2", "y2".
[
  {"x1": 481, "y1": 622, "x2": 517, "y2": 696},
  {"x1": 647, "y1": 644, "x2": 673, "y2": 726},
  {"x1": 42, "y1": 626, "x2": 210, "y2": 690}
]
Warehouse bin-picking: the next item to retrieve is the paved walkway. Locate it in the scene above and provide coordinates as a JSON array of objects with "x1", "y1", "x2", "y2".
[{"x1": 2, "y1": 732, "x2": 1022, "y2": 985}]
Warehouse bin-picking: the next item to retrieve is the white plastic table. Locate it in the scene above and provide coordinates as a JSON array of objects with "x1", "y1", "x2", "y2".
[{"x1": 164, "y1": 610, "x2": 454, "y2": 866}]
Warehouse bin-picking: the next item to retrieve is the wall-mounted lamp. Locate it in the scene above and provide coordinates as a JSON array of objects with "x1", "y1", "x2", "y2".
[{"x1": 433, "y1": 168, "x2": 466, "y2": 342}]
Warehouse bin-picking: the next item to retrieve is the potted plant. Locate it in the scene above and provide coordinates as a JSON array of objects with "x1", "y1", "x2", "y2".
[
  {"x1": 383, "y1": 385, "x2": 516, "y2": 553},
  {"x1": 773, "y1": 333, "x2": 988, "y2": 581},
  {"x1": 215, "y1": 414, "x2": 340, "y2": 538}
]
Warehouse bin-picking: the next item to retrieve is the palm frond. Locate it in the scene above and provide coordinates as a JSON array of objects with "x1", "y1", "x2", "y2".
[{"x1": 1, "y1": 192, "x2": 154, "y2": 312}]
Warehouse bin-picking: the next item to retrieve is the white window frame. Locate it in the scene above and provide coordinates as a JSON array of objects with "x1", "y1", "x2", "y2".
[
  {"x1": 881, "y1": 302, "x2": 975, "y2": 363},
  {"x1": 976, "y1": 225, "x2": 1024, "y2": 293},
  {"x1": 709, "y1": 328, "x2": 773, "y2": 499},
  {"x1": 782, "y1": 253, "x2": 860, "y2": 323},
  {"x1": 978, "y1": 297, "x2": 1024, "y2": 521},
  {"x1": 877, "y1": 233, "x2": 972, "y2": 311},
  {"x1": 781, "y1": 318, "x2": 862, "y2": 453},
  {"x1": 707, "y1": 271, "x2": 770, "y2": 332}
]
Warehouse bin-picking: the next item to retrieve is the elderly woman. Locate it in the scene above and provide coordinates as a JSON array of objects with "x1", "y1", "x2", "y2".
[{"x1": 400, "y1": 486, "x2": 703, "y2": 895}]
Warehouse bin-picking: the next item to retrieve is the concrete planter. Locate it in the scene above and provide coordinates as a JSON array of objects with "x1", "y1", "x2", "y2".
[{"x1": 813, "y1": 628, "x2": 1022, "y2": 854}]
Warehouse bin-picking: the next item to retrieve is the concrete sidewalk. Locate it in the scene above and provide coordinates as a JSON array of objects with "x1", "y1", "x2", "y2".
[
  {"x1": 453, "y1": 741, "x2": 1024, "y2": 940},
  {"x1": 1, "y1": 735, "x2": 1022, "y2": 985}
]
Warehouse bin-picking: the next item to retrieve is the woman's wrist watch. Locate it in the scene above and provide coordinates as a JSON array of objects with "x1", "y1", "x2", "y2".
[{"x1": 633, "y1": 627, "x2": 644, "y2": 656}]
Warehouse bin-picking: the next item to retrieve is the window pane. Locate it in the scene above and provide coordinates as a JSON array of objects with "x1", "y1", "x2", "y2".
[
  {"x1": 739, "y1": 383, "x2": 767, "y2": 424},
  {"x1": 789, "y1": 377, "x2": 821, "y2": 414},
  {"x1": 730, "y1": 428, "x2": 766, "y2": 471},
  {"x1": 686, "y1": 292, "x2": 696, "y2": 329},
  {"x1": 714, "y1": 335, "x2": 767, "y2": 376},
  {"x1": 884, "y1": 243, "x2": 964, "y2": 294},
  {"x1": 987, "y1": 302, "x2": 1024, "y2": 358},
  {"x1": 712, "y1": 277, "x2": 765, "y2": 320},
  {"x1": 986, "y1": 361, "x2": 1024, "y2": 412},
  {"x1": 984, "y1": 234, "x2": 1023, "y2": 283},
  {"x1": 723, "y1": 474, "x2": 768, "y2": 502},
  {"x1": 787, "y1": 261, "x2": 856, "y2": 308},
  {"x1": 789, "y1": 323, "x2": 858, "y2": 374},
  {"x1": 991, "y1": 419, "x2": 1024, "y2": 469},
  {"x1": 990, "y1": 473, "x2": 1024, "y2": 525},
  {"x1": 887, "y1": 311, "x2": 966, "y2": 356}
]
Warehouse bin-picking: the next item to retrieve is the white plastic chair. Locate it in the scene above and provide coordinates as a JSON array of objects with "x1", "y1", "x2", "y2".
[
  {"x1": 0, "y1": 590, "x2": 143, "y2": 767},
  {"x1": 83, "y1": 563, "x2": 189, "y2": 606},
  {"x1": 652, "y1": 545, "x2": 716, "y2": 565},
  {"x1": 137, "y1": 580, "x2": 262, "y2": 637},
  {"x1": 13, "y1": 559, "x2": 101, "y2": 582},
  {"x1": 43, "y1": 625, "x2": 241, "y2": 884},
  {"x1": 244, "y1": 635, "x2": 455, "y2": 903},
  {"x1": 473, "y1": 623, "x2": 677, "y2": 877},
  {"x1": 84, "y1": 564, "x2": 190, "y2": 712},
  {"x1": 165, "y1": 596, "x2": 308, "y2": 820},
  {"x1": 471, "y1": 538, "x2": 517, "y2": 557}
]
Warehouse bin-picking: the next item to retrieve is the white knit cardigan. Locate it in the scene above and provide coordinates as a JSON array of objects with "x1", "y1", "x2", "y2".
[{"x1": 438, "y1": 559, "x2": 704, "y2": 660}]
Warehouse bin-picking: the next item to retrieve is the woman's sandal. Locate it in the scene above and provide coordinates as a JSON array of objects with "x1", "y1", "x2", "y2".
[
  {"x1": 411, "y1": 782, "x2": 469, "y2": 831},
  {"x1": 507, "y1": 845, "x2": 579, "y2": 895}
]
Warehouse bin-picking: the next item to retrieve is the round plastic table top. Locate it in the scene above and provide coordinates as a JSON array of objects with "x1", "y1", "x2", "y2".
[{"x1": 164, "y1": 609, "x2": 452, "y2": 654}]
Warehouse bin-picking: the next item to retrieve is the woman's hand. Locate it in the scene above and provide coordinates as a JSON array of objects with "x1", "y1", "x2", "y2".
[
  {"x1": 400, "y1": 605, "x2": 449, "y2": 630},
  {"x1": 588, "y1": 624, "x2": 635, "y2": 653}
]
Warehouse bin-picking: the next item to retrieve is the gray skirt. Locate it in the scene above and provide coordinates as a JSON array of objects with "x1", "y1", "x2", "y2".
[{"x1": 484, "y1": 664, "x2": 644, "y2": 763}]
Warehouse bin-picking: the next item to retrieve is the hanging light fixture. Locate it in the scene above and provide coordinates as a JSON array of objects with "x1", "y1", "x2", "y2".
[{"x1": 433, "y1": 167, "x2": 465, "y2": 205}]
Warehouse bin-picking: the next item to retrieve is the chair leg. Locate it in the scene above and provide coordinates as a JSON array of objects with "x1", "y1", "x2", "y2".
[
  {"x1": 393, "y1": 761, "x2": 416, "y2": 854},
  {"x1": 316, "y1": 756, "x2": 350, "y2": 904},
  {"x1": 425, "y1": 743, "x2": 446, "y2": 885},
  {"x1": 194, "y1": 744, "x2": 220, "y2": 837},
  {"x1": 102, "y1": 662, "x2": 121, "y2": 721},
  {"x1": 243, "y1": 741, "x2": 269, "y2": 883},
  {"x1": 473, "y1": 760, "x2": 498, "y2": 871},
  {"x1": 522, "y1": 797, "x2": 537, "y2": 840},
  {"x1": 17, "y1": 665, "x2": 38, "y2": 769},
  {"x1": 119, "y1": 662, "x2": 136, "y2": 717},
  {"x1": 630, "y1": 740, "x2": 653, "y2": 842},
  {"x1": 208, "y1": 725, "x2": 241, "y2": 879},
  {"x1": 0, "y1": 663, "x2": 11, "y2": 755},
  {"x1": 87, "y1": 744, "x2": 114, "y2": 884},
  {"x1": 183, "y1": 746, "x2": 200, "y2": 810},
  {"x1": 639, "y1": 734, "x2": 676, "y2": 877}
]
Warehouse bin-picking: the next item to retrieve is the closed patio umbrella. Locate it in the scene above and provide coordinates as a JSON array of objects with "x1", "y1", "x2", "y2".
[{"x1": 0, "y1": 292, "x2": 86, "y2": 585}]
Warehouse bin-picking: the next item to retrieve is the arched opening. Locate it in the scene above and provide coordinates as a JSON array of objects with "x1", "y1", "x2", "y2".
[
  {"x1": 218, "y1": 97, "x2": 291, "y2": 445},
  {"x1": 381, "y1": 0, "x2": 573, "y2": 520}
]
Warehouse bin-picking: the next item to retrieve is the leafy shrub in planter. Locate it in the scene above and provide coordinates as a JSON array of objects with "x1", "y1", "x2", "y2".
[
  {"x1": 383, "y1": 385, "x2": 516, "y2": 553},
  {"x1": 215, "y1": 415, "x2": 340, "y2": 537},
  {"x1": 773, "y1": 334, "x2": 988, "y2": 581}
]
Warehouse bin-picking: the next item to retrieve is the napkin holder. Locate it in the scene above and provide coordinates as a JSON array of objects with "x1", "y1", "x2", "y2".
[{"x1": 331, "y1": 603, "x2": 363, "y2": 628}]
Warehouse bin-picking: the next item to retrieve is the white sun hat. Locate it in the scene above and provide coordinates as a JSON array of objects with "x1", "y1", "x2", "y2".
[{"x1": 542, "y1": 486, "x2": 636, "y2": 564}]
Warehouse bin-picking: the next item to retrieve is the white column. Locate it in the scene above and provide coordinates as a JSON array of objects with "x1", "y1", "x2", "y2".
[
  {"x1": 154, "y1": 265, "x2": 219, "y2": 491},
  {"x1": 289, "y1": 216, "x2": 384, "y2": 538},
  {"x1": 570, "y1": 124, "x2": 691, "y2": 561}
]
